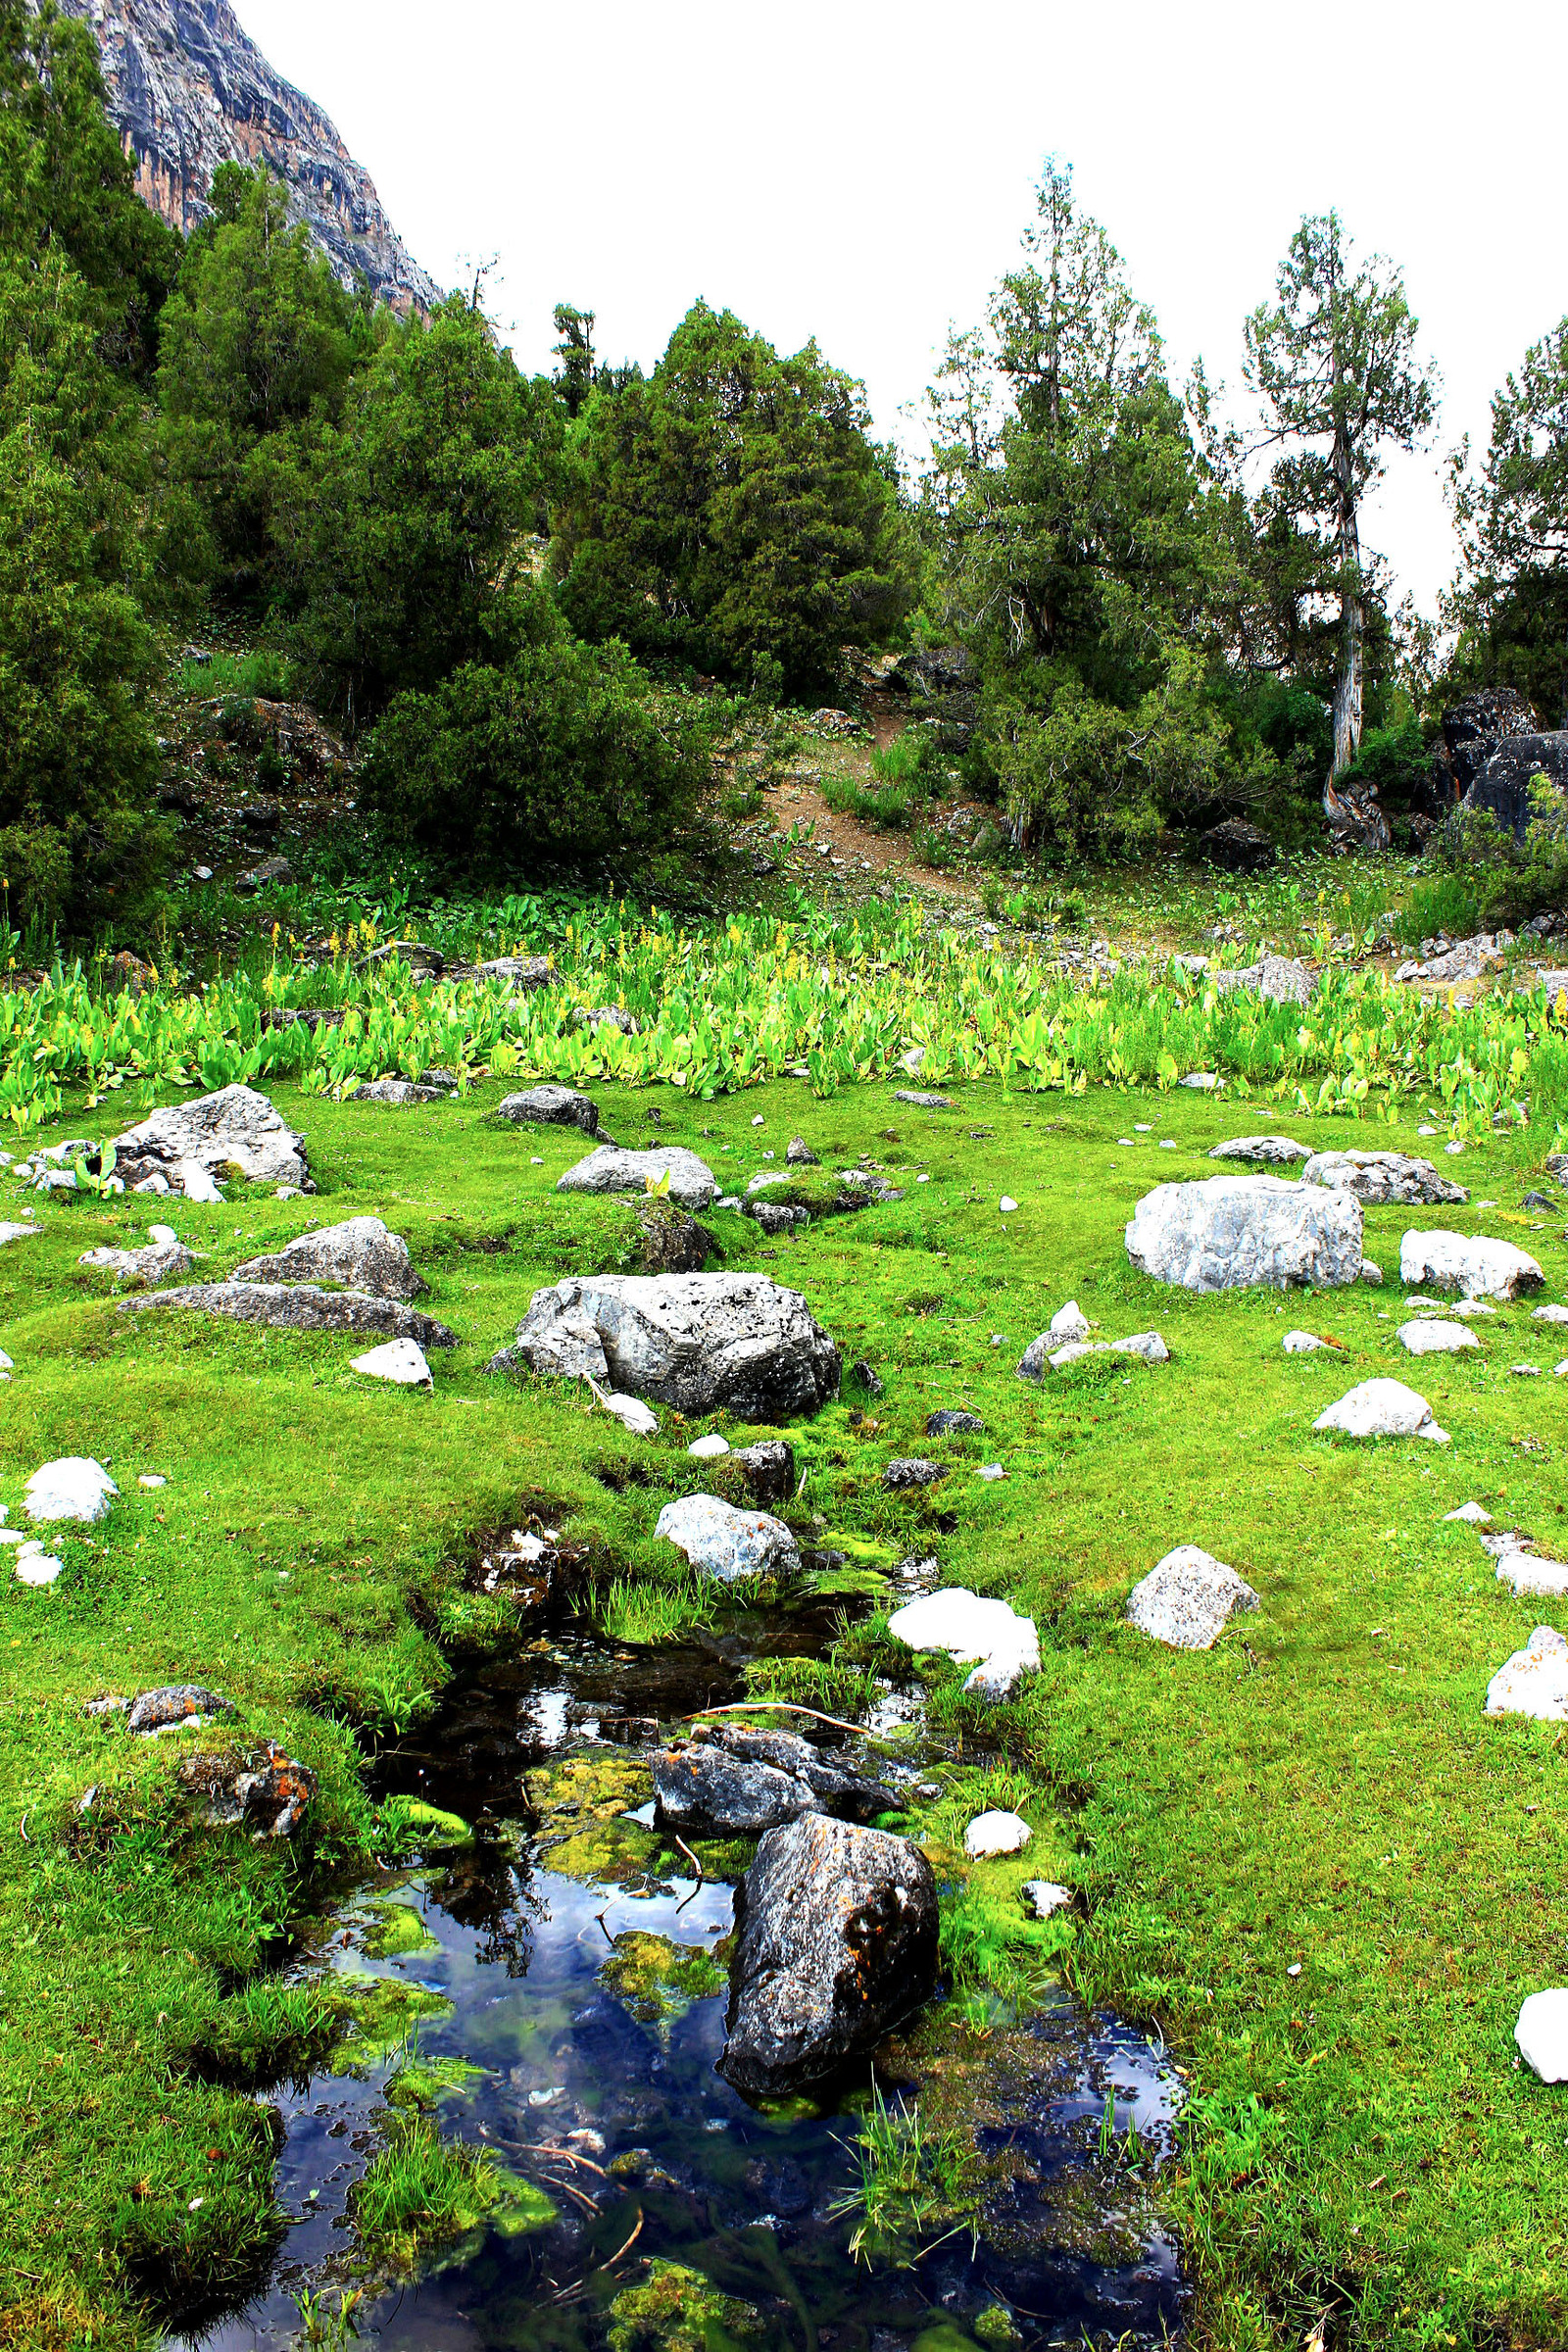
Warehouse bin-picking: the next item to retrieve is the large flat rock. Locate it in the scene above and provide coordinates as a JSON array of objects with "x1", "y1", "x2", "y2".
[
  {"x1": 1207, "y1": 1135, "x2": 1313, "y2": 1166},
  {"x1": 231, "y1": 1215, "x2": 424, "y2": 1300},
  {"x1": 1398, "y1": 1229, "x2": 1544, "y2": 1300},
  {"x1": 1125, "y1": 1174, "x2": 1363, "y2": 1292},
  {"x1": 498, "y1": 1272, "x2": 839, "y2": 1419},
  {"x1": 122, "y1": 1283, "x2": 457, "y2": 1346},
  {"x1": 111, "y1": 1085, "x2": 309, "y2": 1192},
  {"x1": 1127, "y1": 1545, "x2": 1259, "y2": 1649},
  {"x1": 1300, "y1": 1150, "x2": 1467, "y2": 1206},
  {"x1": 556, "y1": 1146, "x2": 716, "y2": 1210}
]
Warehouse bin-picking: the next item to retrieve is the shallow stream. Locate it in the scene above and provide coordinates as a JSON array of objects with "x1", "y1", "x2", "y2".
[{"x1": 187, "y1": 1609, "x2": 1184, "y2": 2352}]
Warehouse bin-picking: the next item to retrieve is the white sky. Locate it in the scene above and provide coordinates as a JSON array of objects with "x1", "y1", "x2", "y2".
[{"x1": 240, "y1": 0, "x2": 1566, "y2": 619}]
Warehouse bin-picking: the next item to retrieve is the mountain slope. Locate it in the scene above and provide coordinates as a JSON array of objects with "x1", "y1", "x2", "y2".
[{"x1": 56, "y1": 0, "x2": 440, "y2": 312}]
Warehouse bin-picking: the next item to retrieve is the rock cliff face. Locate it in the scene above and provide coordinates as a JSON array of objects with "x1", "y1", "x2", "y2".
[{"x1": 56, "y1": 0, "x2": 440, "y2": 313}]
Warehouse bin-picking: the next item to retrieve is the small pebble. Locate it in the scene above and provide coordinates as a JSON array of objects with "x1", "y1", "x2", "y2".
[
  {"x1": 977, "y1": 1463, "x2": 1005, "y2": 1482},
  {"x1": 137, "y1": 1474, "x2": 167, "y2": 1491},
  {"x1": 999, "y1": 1197, "x2": 1018, "y2": 1214},
  {"x1": 751, "y1": 1115, "x2": 764, "y2": 1126}
]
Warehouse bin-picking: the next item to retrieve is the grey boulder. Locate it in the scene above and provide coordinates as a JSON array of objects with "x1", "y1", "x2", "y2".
[
  {"x1": 450, "y1": 956, "x2": 557, "y2": 991},
  {"x1": 122, "y1": 1282, "x2": 458, "y2": 1346},
  {"x1": 1127, "y1": 1546, "x2": 1260, "y2": 1650},
  {"x1": 716, "y1": 1815, "x2": 939, "y2": 2096},
  {"x1": 884, "y1": 1457, "x2": 947, "y2": 1490},
  {"x1": 1211, "y1": 955, "x2": 1317, "y2": 1007},
  {"x1": 1125, "y1": 1174, "x2": 1363, "y2": 1292},
  {"x1": 78, "y1": 1242, "x2": 194, "y2": 1288},
  {"x1": 349, "y1": 1079, "x2": 449, "y2": 1105},
  {"x1": 496, "y1": 1085, "x2": 604, "y2": 1136},
  {"x1": 652, "y1": 1743, "x2": 816, "y2": 1834},
  {"x1": 231, "y1": 1215, "x2": 424, "y2": 1300},
  {"x1": 702, "y1": 1724, "x2": 896, "y2": 1823},
  {"x1": 126, "y1": 1685, "x2": 235, "y2": 1736},
  {"x1": 557, "y1": 1145, "x2": 716, "y2": 1210},
  {"x1": 111, "y1": 1084, "x2": 309, "y2": 1192},
  {"x1": 1300, "y1": 1150, "x2": 1467, "y2": 1206},
  {"x1": 655, "y1": 1493, "x2": 802, "y2": 1583},
  {"x1": 926, "y1": 1409, "x2": 984, "y2": 1436},
  {"x1": 1208, "y1": 1135, "x2": 1312, "y2": 1167},
  {"x1": 1398, "y1": 1229, "x2": 1544, "y2": 1300},
  {"x1": 728, "y1": 1439, "x2": 797, "y2": 1504},
  {"x1": 496, "y1": 1272, "x2": 839, "y2": 1418}
]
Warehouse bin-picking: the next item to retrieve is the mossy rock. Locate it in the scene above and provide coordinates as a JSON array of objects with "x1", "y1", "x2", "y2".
[
  {"x1": 328, "y1": 1972, "x2": 453, "y2": 2076},
  {"x1": 598, "y1": 1931, "x2": 727, "y2": 2040},
  {"x1": 361, "y1": 1898, "x2": 441, "y2": 1959},
  {"x1": 384, "y1": 2054, "x2": 487, "y2": 2108},
  {"x1": 533, "y1": 1749, "x2": 662, "y2": 1886},
  {"x1": 911, "y1": 2328, "x2": 982, "y2": 2352},
  {"x1": 383, "y1": 1796, "x2": 473, "y2": 1851},
  {"x1": 972, "y1": 2309, "x2": 1024, "y2": 2349},
  {"x1": 607, "y1": 2258, "x2": 762, "y2": 2352}
]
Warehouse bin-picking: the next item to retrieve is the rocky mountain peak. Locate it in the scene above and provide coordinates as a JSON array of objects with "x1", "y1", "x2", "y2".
[{"x1": 55, "y1": 0, "x2": 440, "y2": 313}]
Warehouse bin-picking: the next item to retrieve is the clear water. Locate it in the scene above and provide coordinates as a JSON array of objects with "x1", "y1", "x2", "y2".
[{"x1": 183, "y1": 1625, "x2": 1185, "y2": 2352}]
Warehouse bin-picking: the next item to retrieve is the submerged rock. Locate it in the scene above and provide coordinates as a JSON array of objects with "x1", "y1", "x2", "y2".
[
  {"x1": 1398, "y1": 1229, "x2": 1544, "y2": 1300},
  {"x1": 122, "y1": 1283, "x2": 458, "y2": 1346},
  {"x1": 557, "y1": 1145, "x2": 717, "y2": 1209},
  {"x1": 717, "y1": 1815, "x2": 939, "y2": 2096},
  {"x1": 111, "y1": 1084, "x2": 309, "y2": 1193},
  {"x1": 1126, "y1": 1546, "x2": 1260, "y2": 1650},
  {"x1": 231, "y1": 1214, "x2": 425, "y2": 1300},
  {"x1": 1125, "y1": 1174, "x2": 1363, "y2": 1292},
  {"x1": 655, "y1": 1494, "x2": 802, "y2": 1583},
  {"x1": 497, "y1": 1272, "x2": 839, "y2": 1419},
  {"x1": 1299, "y1": 1150, "x2": 1467, "y2": 1206}
]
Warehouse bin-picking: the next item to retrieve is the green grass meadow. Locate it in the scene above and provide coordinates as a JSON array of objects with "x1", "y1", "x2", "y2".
[{"x1": 1, "y1": 1074, "x2": 1565, "y2": 2349}]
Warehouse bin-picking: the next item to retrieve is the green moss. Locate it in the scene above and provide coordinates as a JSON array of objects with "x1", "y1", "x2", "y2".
[
  {"x1": 384, "y1": 2055, "x2": 487, "y2": 2109},
  {"x1": 360, "y1": 1899, "x2": 440, "y2": 1960},
  {"x1": 327, "y1": 1973, "x2": 454, "y2": 2077},
  {"x1": 350, "y1": 2117, "x2": 553, "y2": 2272},
  {"x1": 531, "y1": 1749, "x2": 662, "y2": 1886},
  {"x1": 971, "y1": 2308, "x2": 1024, "y2": 2349},
  {"x1": 381, "y1": 1797, "x2": 473, "y2": 1851},
  {"x1": 598, "y1": 1931, "x2": 727, "y2": 2040},
  {"x1": 607, "y1": 2259, "x2": 762, "y2": 2352}
]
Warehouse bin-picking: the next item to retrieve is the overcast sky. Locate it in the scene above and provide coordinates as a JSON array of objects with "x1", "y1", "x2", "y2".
[{"x1": 242, "y1": 0, "x2": 1564, "y2": 618}]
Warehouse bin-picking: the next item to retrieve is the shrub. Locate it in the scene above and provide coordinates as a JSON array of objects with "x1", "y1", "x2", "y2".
[{"x1": 359, "y1": 619, "x2": 716, "y2": 876}]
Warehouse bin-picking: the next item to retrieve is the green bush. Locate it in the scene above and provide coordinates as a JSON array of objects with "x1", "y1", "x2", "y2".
[
  {"x1": 359, "y1": 614, "x2": 715, "y2": 875},
  {"x1": 1424, "y1": 779, "x2": 1568, "y2": 932}
]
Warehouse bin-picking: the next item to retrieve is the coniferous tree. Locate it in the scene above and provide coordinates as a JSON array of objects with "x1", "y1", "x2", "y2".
[{"x1": 1447, "y1": 322, "x2": 1568, "y2": 724}]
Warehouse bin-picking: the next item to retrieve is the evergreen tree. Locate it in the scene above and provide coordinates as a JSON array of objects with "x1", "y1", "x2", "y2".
[
  {"x1": 560, "y1": 300, "x2": 911, "y2": 697},
  {"x1": 926, "y1": 161, "x2": 1244, "y2": 856},
  {"x1": 1244, "y1": 212, "x2": 1438, "y2": 837},
  {"x1": 1447, "y1": 321, "x2": 1568, "y2": 724},
  {"x1": 158, "y1": 165, "x2": 371, "y2": 603},
  {"x1": 0, "y1": 0, "x2": 172, "y2": 931},
  {"x1": 280, "y1": 295, "x2": 563, "y2": 731}
]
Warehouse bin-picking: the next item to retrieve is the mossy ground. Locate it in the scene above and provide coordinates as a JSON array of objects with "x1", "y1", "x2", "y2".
[{"x1": 1, "y1": 1069, "x2": 1566, "y2": 2347}]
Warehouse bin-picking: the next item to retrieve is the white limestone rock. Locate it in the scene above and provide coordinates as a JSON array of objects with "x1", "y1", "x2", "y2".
[
  {"x1": 596, "y1": 1391, "x2": 659, "y2": 1438},
  {"x1": 1313, "y1": 1379, "x2": 1446, "y2": 1441},
  {"x1": 1359, "y1": 1260, "x2": 1384, "y2": 1286},
  {"x1": 16, "y1": 1543, "x2": 65, "y2": 1587},
  {"x1": 351, "y1": 1339, "x2": 433, "y2": 1387},
  {"x1": 1126, "y1": 1545, "x2": 1260, "y2": 1650},
  {"x1": 1516, "y1": 1988, "x2": 1568, "y2": 2082},
  {"x1": 77, "y1": 1242, "x2": 194, "y2": 1288},
  {"x1": 1397, "y1": 1318, "x2": 1481, "y2": 1356},
  {"x1": 1533, "y1": 1303, "x2": 1568, "y2": 1325},
  {"x1": 556, "y1": 1145, "x2": 717, "y2": 1209},
  {"x1": 1211, "y1": 954, "x2": 1317, "y2": 1007},
  {"x1": 1125, "y1": 1174, "x2": 1363, "y2": 1293},
  {"x1": 1299, "y1": 1150, "x2": 1467, "y2": 1206},
  {"x1": 688, "y1": 1433, "x2": 730, "y2": 1459},
  {"x1": 498, "y1": 1271, "x2": 838, "y2": 1419},
  {"x1": 0, "y1": 1222, "x2": 43, "y2": 1247},
  {"x1": 1050, "y1": 1301, "x2": 1090, "y2": 1343},
  {"x1": 25, "y1": 1457, "x2": 119, "y2": 1525},
  {"x1": 1021, "y1": 1881, "x2": 1074, "y2": 1919},
  {"x1": 1444, "y1": 1503, "x2": 1492, "y2": 1523},
  {"x1": 1398, "y1": 1229, "x2": 1544, "y2": 1300},
  {"x1": 655, "y1": 1494, "x2": 801, "y2": 1583},
  {"x1": 110, "y1": 1084, "x2": 308, "y2": 1194},
  {"x1": 963, "y1": 1809, "x2": 1032, "y2": 1860},
  {"x1": 1208, "y1": 1136, "x2": 1313, "y2": 1166},
  {"x1": 1283, "y1": 1330, "x2": 1330, "y2": 1353},
  {"x1": 887, "y1": 1587, "x2": 1040, "y2": 1699},
  {"x1": 1486, "y1": 1625, "x2": 1568, "y2": 1720},
  {"x1": 1495, "y1": 1553, "x2": 1568, "y2": 1598},
  {"x1": 233, "y1": 1216, "x2": 424, "y2": 1301}
]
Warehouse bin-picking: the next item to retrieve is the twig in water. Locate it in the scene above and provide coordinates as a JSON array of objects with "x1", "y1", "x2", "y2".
[
  {"x1": 592, "y1": 1908, "x2": 615, "y2": 1947},
  {"x1": 672, "y1": 1833, "x2": 705, "y2": 1911},
  {"x1": 595, "y1": 2207, "x2": 645, "y2": 2272},
  {"x1": 685, "y1": 1699, "x2": 863, "y2": 1737}
]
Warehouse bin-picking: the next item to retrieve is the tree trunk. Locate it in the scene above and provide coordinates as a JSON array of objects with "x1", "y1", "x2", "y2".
[{"x1": 1321, "y1": 421, "x2": 1389, "y2": 849}]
